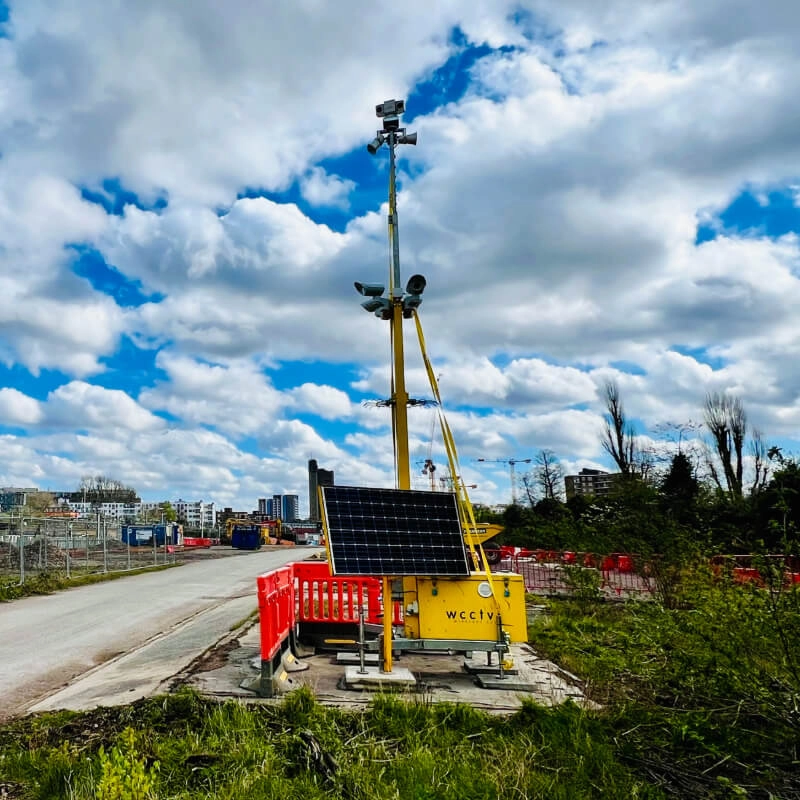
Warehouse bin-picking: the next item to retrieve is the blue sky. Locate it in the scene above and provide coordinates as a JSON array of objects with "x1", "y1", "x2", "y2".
[{"x1": 1, "y1": 0, "x2": 800, "y2": 513}]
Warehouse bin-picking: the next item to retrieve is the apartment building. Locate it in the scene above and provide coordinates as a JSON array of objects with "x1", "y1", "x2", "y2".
[{"x1": 564, "y1": 468, "x2": 620, "y2": 499}]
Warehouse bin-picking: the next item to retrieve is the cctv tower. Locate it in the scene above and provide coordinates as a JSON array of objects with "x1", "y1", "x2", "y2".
[
  {"x1": 354, "y1": 100, "x2": 423, "y2": 672},
  {"x1": 338, "y1": 100, "x2": 527, "y2": 679},
  {"x1": 356, "y1": 99, "x2": 421, "y2": 491}
]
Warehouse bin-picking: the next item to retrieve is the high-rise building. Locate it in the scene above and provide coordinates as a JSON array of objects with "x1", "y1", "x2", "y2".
[
  {"x1": 272, "y1": 494, "x2": 283, "y2": 520},
  {"x1": 266, "y1": 498, "x2": 274, "y2": 518},
  {"x1": 258, "y1": 498, "x2": 267, "y2": 514},
  {"x1": 282, "y1": 494, "x2": 299, "y2": 522},
  {"x1": 308, "y1": 459, "x2": 335, "y2": 521}
]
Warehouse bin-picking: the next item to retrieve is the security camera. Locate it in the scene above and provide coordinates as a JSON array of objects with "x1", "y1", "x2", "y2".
[
  {"x1": 376, "y1": 99, "x2": 405, "y2": 118},
  {"x1": 354, "y1": 281, "x2": 386, "y2": 297},
  {"x1": 405, "y1": 274, "x2": 427, "y2": 295},
  {"x1": 361, "y1": 297, "x2": 390, "y2": 313},
  {"x1": 402, "y1": 294, "x2": 422, "y2": 311}
]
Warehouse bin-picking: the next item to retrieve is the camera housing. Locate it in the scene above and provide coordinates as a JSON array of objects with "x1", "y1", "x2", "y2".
[
  {"x1": 376, "y1": 99, "x2": 405, "y2": 118},
  {"x1": 405, "y1": 274, "x2": 427, "y2": 295},
  {"x1": 354, "y1": 282, "x2": 386, "y2": 297}
]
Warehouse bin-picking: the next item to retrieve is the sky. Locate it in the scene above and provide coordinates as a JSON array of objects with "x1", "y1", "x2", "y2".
[{"x1": 1, "y1": 0, "x2": 800, "y2": 515}]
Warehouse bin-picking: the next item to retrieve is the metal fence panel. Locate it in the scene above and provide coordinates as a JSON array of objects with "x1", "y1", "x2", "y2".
[{"x1": 0, "y1": 516, "x2": 176, "y2": 588}]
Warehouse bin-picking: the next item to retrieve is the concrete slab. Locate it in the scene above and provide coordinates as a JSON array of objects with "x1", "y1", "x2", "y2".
[
  {"x1": 335, "y1": 652, "x2": 380, "y2": 666},
  {"x1": 186, "y1": 637, "x2": 598, "y2": 714},
  {"x1": 343, "y1": 665, "x2": 416, "y2": 690}
]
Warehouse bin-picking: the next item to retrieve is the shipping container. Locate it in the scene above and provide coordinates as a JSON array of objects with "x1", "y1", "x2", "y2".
[
  {"x1": 231, "y1": 523, "x2": 262, "y2": 550},
  {"x1": 121, "y1": 523, "x2": 181, "y2": 547}
]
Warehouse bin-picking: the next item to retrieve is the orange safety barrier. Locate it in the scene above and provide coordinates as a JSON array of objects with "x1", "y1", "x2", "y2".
[
  {"x1": 257, "y1": 566, "x2": 295, "y2": 664},
  {"x1": 710, "y1": 554, "x2": 800, "y2": 589},
  {"x1": 292, "y1": 560, "x2": 403, "y2": 626}
]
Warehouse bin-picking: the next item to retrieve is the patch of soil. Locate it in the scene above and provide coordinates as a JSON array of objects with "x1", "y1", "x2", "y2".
[{"x1": 193, "y1": 639, "x2": 241, "y2": 673}]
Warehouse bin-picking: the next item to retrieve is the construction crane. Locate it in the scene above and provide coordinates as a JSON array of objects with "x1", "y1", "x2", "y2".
[
  {"x1": 421, "y1": 458, "x2": 436, "y2": 491},
  {"x1": 439, "y1": 473, "x2": 477, "y2": 492},
  {"x1": 476, "y1": 457, "x2": 532, "y2": 504}
]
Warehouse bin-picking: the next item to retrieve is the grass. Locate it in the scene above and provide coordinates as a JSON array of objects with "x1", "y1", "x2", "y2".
[
  {"x1": 526, "y1": 568, "x2": 800, "y2": 797},
  {"x1": 0, "y1": 563, "x2": 181, "y2": 603},
  {"x1": 0, "y1": 565, "x2": 797, "y2": 798},
  {"x1": 0, "y1": 689, "x2": 660, "y2": 799}
]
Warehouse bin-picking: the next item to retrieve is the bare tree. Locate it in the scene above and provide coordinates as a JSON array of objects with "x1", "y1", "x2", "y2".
[
  {"x1": 750, "y1": 429, "x2": 770, "y2": 495},
  {"x1": 520, "y1": 472, "x2": 537, "y2": 507},
  {"x1": 76, "y1": 475, "x2": 137, "y2": 504},
  {"x1": 704, "y1": 391, "x2": 746, "y2": 499},
  {"x1": 535, "y1": 449, "x2": 564, "y2": 501},
  {"x1": 601, "y1": 380, "x2": 637, "y2": 476}
]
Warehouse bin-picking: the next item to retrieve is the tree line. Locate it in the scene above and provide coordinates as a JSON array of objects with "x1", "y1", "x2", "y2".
[
  {"x1": 62, "y1": 475, "x2": 141, "y2": 505},
  {"x1": 487, "y1": 380, "x2": 800, "y2": 556}
]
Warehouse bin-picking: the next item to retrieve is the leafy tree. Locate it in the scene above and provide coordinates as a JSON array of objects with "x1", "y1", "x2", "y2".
[
  {"x1": 161, "y1": 502, "x2": 177, "y2": 523},
  {"x1": 660, "y1": 452, "x2": 699, "y2": 524},
  {"x1": 753, "y1": 454, "x2": 800, "y2": 548},
  {"x1": 23, "y1": 491, "x2": 54, "y2": 515}
]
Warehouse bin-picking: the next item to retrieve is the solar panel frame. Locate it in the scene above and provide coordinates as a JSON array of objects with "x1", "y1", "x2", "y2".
[{"x1": 321, "y1": 485, "x2": 471, "y2": 577}]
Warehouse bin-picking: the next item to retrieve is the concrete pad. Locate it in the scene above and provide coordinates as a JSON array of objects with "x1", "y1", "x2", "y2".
[
  {"x1": 335, "y1": 652, "x2": 380, "y2": 666},
  {"x1": 343, "y1": 665, "x2": 416, "y2": 690},
  {"x1": 188, "y1": 641, "x2": 598, "y2": 712}
]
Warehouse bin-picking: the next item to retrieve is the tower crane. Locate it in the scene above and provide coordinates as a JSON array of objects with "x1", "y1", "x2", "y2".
[
  {"x1": 438, "y1": 473, "x2": 477, "y2": 492},
  {"x1": 421, "y1": 458, "x2": 436, "y2": 491},
  {"x1": 476, "y1": 457, "x2": 532, "y2": 504}
]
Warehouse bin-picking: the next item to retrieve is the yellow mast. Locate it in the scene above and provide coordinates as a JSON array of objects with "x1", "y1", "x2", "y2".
[{"x1": 360, "y1": 99, "x2": 417, "y2": 672}]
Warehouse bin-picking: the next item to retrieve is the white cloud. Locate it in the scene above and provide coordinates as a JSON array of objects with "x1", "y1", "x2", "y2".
[
  {"x1": 287, "y1": 383, "x2": 354, "y2": 420},
  {"x1": 47, "y1": 382, "x2": 166, "y2": 433},
  {"x1": 0, "y1": 173, "x2": 121, "y2": 376},
  {"x1": 0, "y1": 388, "x2": 43, "y2": 425},
  {"x1": 3, "y1": 1, "x2": 800, "y2": 506},
  {"x1": 300, "y1": 168, "x2": 355, "y2": 208},
  {"x1": 139, "y1": 353, "x2": 284, "y2": 437}
]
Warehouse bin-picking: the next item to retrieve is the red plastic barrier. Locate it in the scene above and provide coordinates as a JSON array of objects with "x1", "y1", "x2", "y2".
[
  {"x1": 292, "y1": 561, "x2": 401, "y2": 626},
  {"x1": 616, "y1": 554, "x2": 634, "y2": 573},
  {"x1": 601, "y1": 555, "x2": 616, "y2": 572},
  {"x1": 257, "y1": 566, "x2": 295, "y2": 662},
  {"x1": 499, "y1": 550, "x2": 800, "y2": 599},
  {"x1": 733, "y1": 567, "x2": 763, "y2": 586},
  {"x1": 499, "y1": 550, "x2": 654, "y2": 599},
  {"x1": 184, "y1": 536, "x2": 212, "y2": 548}
]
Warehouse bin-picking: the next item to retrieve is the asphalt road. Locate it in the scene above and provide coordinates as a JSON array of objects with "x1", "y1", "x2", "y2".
[{"x1": 0, "y1": 547, "x2": 310, "y2": 718}]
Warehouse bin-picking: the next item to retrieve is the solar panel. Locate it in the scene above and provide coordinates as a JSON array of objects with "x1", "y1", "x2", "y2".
[{"x1": 320, "y1": 485, "x2": 471, "y2": 577}]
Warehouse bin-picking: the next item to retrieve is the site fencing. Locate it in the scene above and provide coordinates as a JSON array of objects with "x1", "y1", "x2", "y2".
[
  {"x1": 496, "y1": 548, "x2": 655, "y2": 599},
  {"x1": 0, "y1": 516, "x2": 177, "y2": 587},
  {"x1": 494, "y1": 548, "x2": 800, "y2": 599}
]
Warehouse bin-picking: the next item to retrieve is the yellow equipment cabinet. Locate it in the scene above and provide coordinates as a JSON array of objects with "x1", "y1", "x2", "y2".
[{"x1": 408, "y1": 572, "x2": 527, "y2": 643}]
